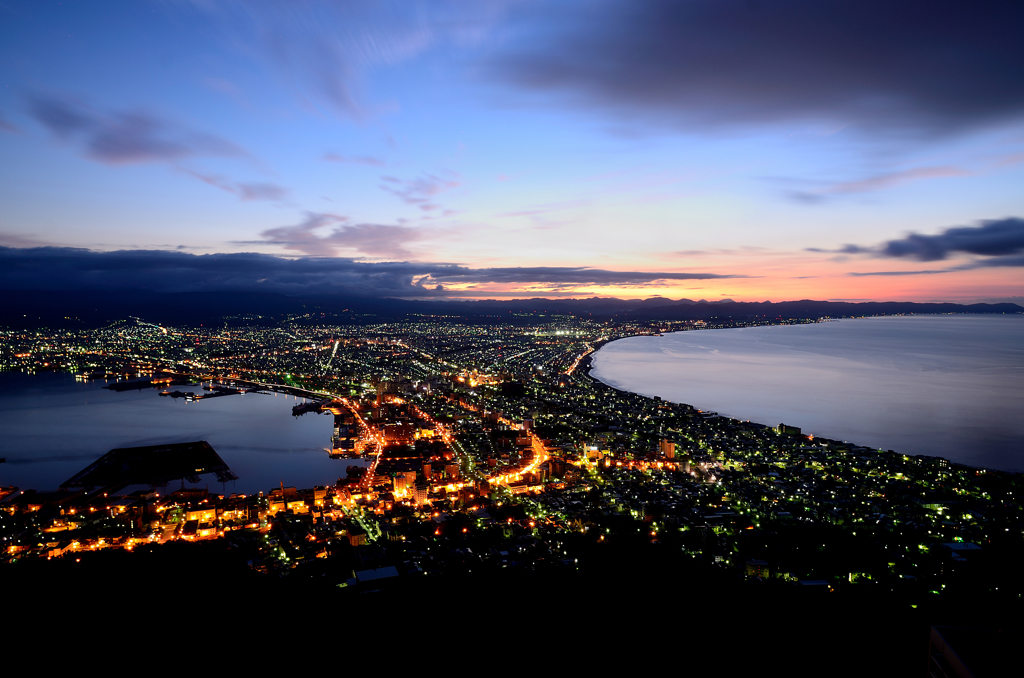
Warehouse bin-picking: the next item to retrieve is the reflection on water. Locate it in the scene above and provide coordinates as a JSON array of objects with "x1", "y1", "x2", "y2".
[
  {"x1": 591, "y1": 315, "x2": 1024, "y2": 472},
  {"x1": 0, "y1": 371, "x2": 362, "y2": 493}
]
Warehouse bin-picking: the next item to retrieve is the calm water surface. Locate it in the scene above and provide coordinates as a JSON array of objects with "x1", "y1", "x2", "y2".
[
  {"x1": 0, "y1": 371, "x2": 360, "y2": 493},
  {"x1": 590, "y1": 315, "x2": 1024, "y2": 471}
]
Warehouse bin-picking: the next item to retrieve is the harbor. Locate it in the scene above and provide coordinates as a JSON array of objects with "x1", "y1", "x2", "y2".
[{"x1": 0, "y1": 370, "x2": 342, "y2": 495}]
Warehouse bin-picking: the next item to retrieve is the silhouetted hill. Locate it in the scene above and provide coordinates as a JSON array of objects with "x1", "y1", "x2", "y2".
[
  {"x1": 1, "y1": 288, "x2": 1019, "y2": 328},
  {"x1": 615, "y1": 298, "x2": 1024, "y2": 320}
]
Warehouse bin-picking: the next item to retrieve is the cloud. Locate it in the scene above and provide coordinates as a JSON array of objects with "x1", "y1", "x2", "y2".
[
  {"x1": 418, "y1": 266, "x2": 742, "y2": 286},
  {"x1": 0, "y1": 246, "x2": 429, "y2": 296},
  {"x1": 994, "y1": 152, "x2": 1024, "y2": 167},
  {"x1": 813, "y1": 217, "x2": 1024, "y2": 272},
  {"x1": 27, "y1": 96, "x2": 273, "y2": 201},
  {"x1": 489, "y1": 0, "x2": 1024, "y2": 135},
  {"x1": 791, "y1": 166, "x2": 970, "y2": 202},
  {"x1": 379, "y1": 173, "x2": 460, "y2": 209},
  {"x1": 255, "y1": 212, "x2": 350, "y2": 256},
  {"x1": 257, "y1": 212, "x2": 422, "y2": 258},
  {"x1": 238, "y1": 183, "x2": 288, "y2": 202},
  {"x1": 0, "y1": 246, "x2": 744, "y2": 297},
  {"x1": 847, "y1": 269, "x2": 952, "y2": 277},
  {"x1": 28, "y1": 94, "x2": 246, "y2": 164},
  {"x1": 0, "y1": 232, "x2": 56, "y2": 248},
  {"x1": 805, "y1": 244, "x2": 872, "y2": 255},
  {"x1": 323, "y1": 152, "x2": 386, "y2": 167},
  {"x1": 184, "y1": 170, "x2": 288, "y2": 202},
  {"x1": 498, "y1": 199, "x2": 583, "y2": 219},
  {"x1": 879, "y1": 218, "x2": 1024, "y2": 261},
  {"x1": 969, "y1": 255, "x2": 1024, "y2": 268},
  {"x1": 0, "y1": 115, "x2": 19, "y2": 134},
  {"x1": 179, "y1": 0, "x2": 515, "y2": 120}
]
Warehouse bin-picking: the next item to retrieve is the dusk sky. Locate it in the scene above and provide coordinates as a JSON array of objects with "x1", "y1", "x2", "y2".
[{"x1": 2, "y1": 0, "x2": 1023, "y2": 302}]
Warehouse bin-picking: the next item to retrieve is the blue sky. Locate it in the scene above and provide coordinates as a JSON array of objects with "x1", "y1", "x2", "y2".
[{"x1": 2, "y1": 0, "x2": 1023, "y2": 302}]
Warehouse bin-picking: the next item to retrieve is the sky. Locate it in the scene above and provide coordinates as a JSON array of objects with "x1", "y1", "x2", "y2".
[{"x1": 1, "y1": 0, "x2": 1023, "y2": 303}]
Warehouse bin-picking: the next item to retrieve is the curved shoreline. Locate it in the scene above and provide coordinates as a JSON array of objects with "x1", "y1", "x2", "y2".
[
  {"x1": 579, "y1": 318, "x2": 1024, "y2": 473},
  {"x1": 582, "y1": 331, "x2": 719, "y2": 409}
]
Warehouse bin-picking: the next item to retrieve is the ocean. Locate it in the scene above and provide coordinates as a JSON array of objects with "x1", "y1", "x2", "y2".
[{"x1": 589, "y1": 315, "x2": 1024, "y2": 472}]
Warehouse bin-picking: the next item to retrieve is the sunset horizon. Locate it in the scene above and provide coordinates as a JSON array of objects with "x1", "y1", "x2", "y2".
[{"x1": 2, "y1": 1, "x2": 1022, "y2": 306}]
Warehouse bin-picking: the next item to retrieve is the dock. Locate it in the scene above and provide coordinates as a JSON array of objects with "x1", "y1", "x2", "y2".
[{"x1": 60, "y1": 441, "x2": 237, "y2": 494}]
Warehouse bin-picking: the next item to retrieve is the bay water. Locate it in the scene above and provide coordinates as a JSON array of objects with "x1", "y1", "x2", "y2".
[
  {"x1": 590, "y1": 315, "x2": 1024, "y2": 472},
  {"x1": 0, "y1": 371, "x2": 359, "y2": 494}
]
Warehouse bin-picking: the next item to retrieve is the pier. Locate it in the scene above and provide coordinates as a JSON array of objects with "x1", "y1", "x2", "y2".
[{"x1": 60, "y1": 441, "x2": 237, "y2": 495}]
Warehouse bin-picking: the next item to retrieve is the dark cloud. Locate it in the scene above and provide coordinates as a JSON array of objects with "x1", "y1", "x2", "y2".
[
  {"x1": 491, "y1": 0, "x2": 1024, "y2": 135},
  {"x1": 28, "y1": 94, "x2": 245, "y2": 164},
  {"x1": 0, "y1": 246, "x2": 434, "y2": 296},
  {"x1": 257, "y1": 212, "x2": 422, "y2": 258},
  {"x1": 809, "y1": 219, "x2": 1024, "y2": 269},
  {"x1": 0, "y1": 246, "x2": 743, "y2": 297},
  {"x1": 879, "y1": 218, "x2": 1024, "y2": 261},
  {"x1": 805, "y1": 244, "x2": 871, "y2": 254},
  {"x1": 847, "y1": 269, "x2": 952, "y2": 277},
  {"x1": 419, "y1": 266, "x2": 741, "y2": 285},
  {"x1": 969, "y1": 255, "x2": 1024, "y2": 268}
]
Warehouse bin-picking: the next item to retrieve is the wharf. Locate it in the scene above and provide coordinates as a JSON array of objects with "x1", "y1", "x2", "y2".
[
  {"x1": 158, "y1": 385, "x2": 261, "y2": 400},
  {"x1": 60, "y1": 441, "x2": 237, "y2": 494},
  {"x1": 104, "y1": 377, "x2": 199, "y2": 392},
  {"x1": 103, "y1": 378, "x2": 158, "y2": 392}
]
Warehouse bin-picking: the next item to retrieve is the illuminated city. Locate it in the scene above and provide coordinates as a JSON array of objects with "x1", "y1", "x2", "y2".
[
  {"x1": 3, "y1": 0, "x2": 1024, "y2": 670},
  {"x1": 2, "y1": 312, "x2": 1021, "y2": 610}
]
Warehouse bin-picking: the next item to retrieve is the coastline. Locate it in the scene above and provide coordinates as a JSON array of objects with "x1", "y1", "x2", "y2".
[{"x1": 580, "y1": 317, "x2": 1024, "y2": 474}]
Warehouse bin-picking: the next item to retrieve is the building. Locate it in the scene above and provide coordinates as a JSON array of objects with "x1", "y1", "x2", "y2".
[{"x1": 659, "y1": 439, "x2": 676, "y2": 459}]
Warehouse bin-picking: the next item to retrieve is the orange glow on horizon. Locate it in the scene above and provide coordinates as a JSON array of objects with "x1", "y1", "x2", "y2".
[{"x1": 408, "y1": 255, "x2": 1019, "y2": 304}]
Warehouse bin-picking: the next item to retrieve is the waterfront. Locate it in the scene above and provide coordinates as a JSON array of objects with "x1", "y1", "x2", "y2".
[
  {"x1": 590, "y1": 315, "x2": 1024, "y2": 471},
  {"x1": 3, "y1": 312, "x2": 1023, "y2": 650},
  {"x1": 0, "y1": 371, "x2": 352, "y2": 494}
]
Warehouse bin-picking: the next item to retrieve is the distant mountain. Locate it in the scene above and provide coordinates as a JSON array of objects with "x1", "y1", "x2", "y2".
[
  {"x1": 612, "y1": 298, "x2": 1024, "y2": 321},
  {"x1": 399, "y1": 296, "x2": 1023, "y2": 320},
  {"x1": 0, "y1": 289, "x2": 1019, "y2": 328}
]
